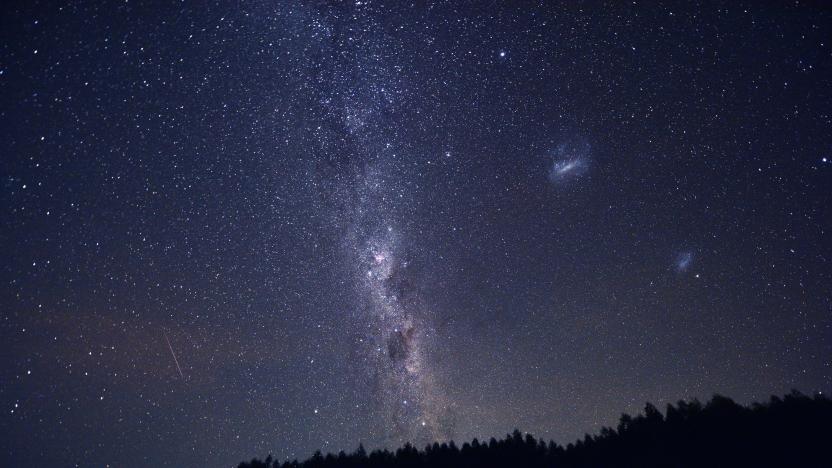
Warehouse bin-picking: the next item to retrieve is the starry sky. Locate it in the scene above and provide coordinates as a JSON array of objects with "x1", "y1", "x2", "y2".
[{"x1": 2, "y1": 1, "x2": 831, "y2": 467}]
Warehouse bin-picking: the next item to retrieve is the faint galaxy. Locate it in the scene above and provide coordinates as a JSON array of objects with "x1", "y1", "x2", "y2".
[
  {"x1": 547, "y1": 140, "x2": 591, "y2": 186},
  {"x1": 1, "y1": 2, "x2": 831, "y2": 467},
  {"x1": 675, "y1": 252, "x2": 694, "y2": 273}
]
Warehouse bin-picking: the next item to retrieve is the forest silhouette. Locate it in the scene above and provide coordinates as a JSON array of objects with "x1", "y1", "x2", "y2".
[{"x1": 239, "y1": 391, "x2": 830, "y2": 468}]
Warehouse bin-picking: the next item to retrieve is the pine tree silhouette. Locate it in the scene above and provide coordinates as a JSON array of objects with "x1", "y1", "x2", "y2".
[{"x1": 239, "y1": 391, "x2": 831, "y2": 468}]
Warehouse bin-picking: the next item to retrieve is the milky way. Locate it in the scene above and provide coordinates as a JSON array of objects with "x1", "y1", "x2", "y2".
[
  {"x1": 307, "y1": 4, "x2": 451, "y2": 445},
  {"x1": 354, "y1": 223, "x2": 450, "y2": 444},
  {"x1": 335, "y1": 149, "x2": 451, "y2": 446}
]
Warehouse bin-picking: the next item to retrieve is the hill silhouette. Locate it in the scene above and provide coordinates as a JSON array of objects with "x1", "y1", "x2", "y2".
[{"x1": 239, "y1": 391, "x2": 830, "y2": 468}]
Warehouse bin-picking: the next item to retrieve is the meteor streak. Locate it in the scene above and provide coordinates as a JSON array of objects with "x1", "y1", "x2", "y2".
[{"x1": 163, "y1": 329, "x2": 185, "y2": 380}]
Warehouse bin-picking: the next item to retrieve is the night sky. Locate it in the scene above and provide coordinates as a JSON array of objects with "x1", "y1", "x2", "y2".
[{"x1": 2, "y1": 1, "x2": 831, "y2": 467}]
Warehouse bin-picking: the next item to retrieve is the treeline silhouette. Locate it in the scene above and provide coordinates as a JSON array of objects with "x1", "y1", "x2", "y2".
[{"x1": 239, "y1": 391, "x2": 830, "y2": 468}]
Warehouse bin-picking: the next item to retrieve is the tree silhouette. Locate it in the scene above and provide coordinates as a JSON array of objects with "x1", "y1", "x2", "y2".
[{"x1": 239, "y1": 391, "x2": 831, "y2": 468}]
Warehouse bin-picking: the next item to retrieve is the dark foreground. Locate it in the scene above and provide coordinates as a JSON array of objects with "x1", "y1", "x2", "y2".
[{"x1": 240, "y1": 391, "x2": 830, "y2": 468}]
